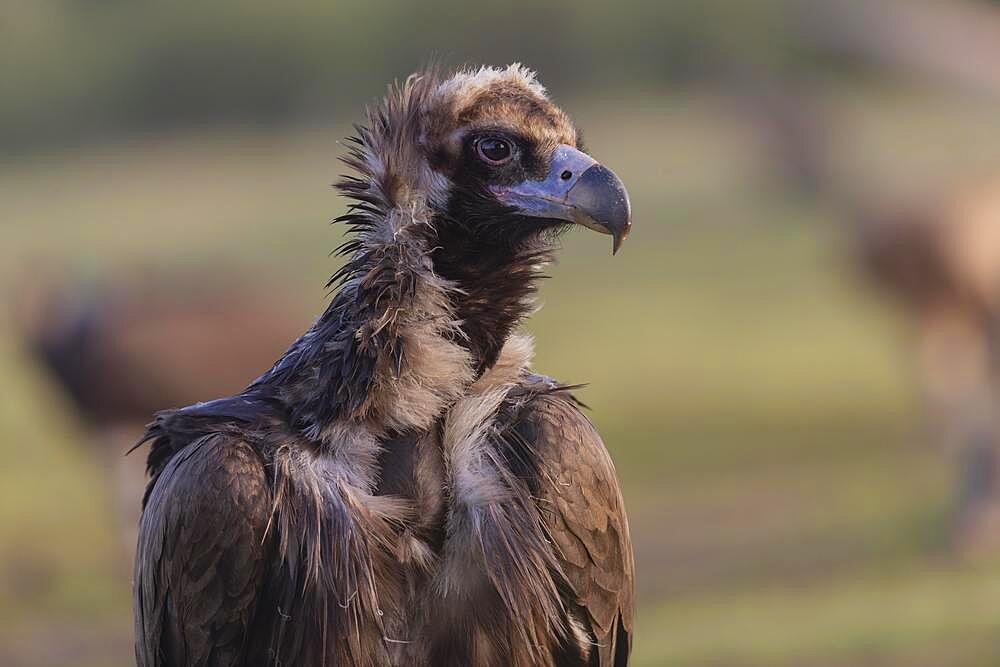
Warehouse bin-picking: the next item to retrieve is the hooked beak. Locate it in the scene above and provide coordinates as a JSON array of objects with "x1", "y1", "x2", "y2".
[{"x1": 491, "y1": 144, "x2": 632, "y2": 254}]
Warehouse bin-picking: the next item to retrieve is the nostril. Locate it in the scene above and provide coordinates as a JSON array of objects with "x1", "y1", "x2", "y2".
[{"x1": 560, "y1": 170, "x2": 573, "y2": 181}]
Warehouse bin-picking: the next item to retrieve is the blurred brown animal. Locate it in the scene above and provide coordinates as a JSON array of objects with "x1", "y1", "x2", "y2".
[
  {"x1": 855, "y1": 189, "x2": 1000, "y2": 555},
  {"x1": 15, "y1": 272, "x2": 312, "y2": 561},
  {"x1": 734, "y1": 77, "x2": 1000, "y2": 556}
]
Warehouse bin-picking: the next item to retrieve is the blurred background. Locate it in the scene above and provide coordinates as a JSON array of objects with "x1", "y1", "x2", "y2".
[{"x1": 6, "y1": 0, "x2": 1000, "y2": 665}]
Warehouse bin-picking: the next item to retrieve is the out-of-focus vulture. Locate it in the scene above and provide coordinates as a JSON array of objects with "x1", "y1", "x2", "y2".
[
  {"x1": 736, "y1": 72, "x2": 1000, "y2": 555},
  {"x1": 15, "y1": 275, "x2": 310, "y2": 560},
  {"x1": 853, "y1": 186, "x2": 1000, "y2": 553},
  {"x1": 20, "y1": 275, "x2": 309, "y2": 428},
  {"x1": 132, "y1": 65, "x2": 634, "y2": 666}
]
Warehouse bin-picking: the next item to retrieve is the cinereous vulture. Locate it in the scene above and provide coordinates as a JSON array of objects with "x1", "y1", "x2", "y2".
[{"x1": 133, "y1": 64, "x2": 634, "y2": 667}]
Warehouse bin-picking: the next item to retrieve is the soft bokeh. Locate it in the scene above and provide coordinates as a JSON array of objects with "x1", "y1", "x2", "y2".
[{"x1": 5, "y1": 1, "x2": 1000, "y2": 665}]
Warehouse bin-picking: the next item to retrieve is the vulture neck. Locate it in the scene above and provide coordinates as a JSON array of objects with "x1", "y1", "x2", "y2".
[{"x1": 430, "y1": 227, "x2": 551, "y2": 374}]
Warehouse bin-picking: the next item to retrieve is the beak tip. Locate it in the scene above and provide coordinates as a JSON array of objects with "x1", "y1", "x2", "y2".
[{"x1": 611, "y1": 222, "x2": 630, "y2": 255}]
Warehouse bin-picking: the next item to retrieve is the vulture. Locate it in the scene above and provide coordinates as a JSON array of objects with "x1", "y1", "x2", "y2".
[{"x1": 132, "y1": 64, "x2": 635, "y2": 666}]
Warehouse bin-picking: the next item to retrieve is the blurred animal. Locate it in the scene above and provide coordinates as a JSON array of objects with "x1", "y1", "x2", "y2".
[
  {"x1": 853, "y1": 188, "x2": 1000, "y2": 554},
  {"x1": 16, "y1": 274, "x2": 311, "y2": 559},
  {"x1": 737, "y1": 77, "x2": 1000, "y2": 555},
  {"x1": 133, "y1": 65, "x2": 634, "y2": 666},
  {"x1": 21, "y1": 276, "x2": 311, "y2": 426}
]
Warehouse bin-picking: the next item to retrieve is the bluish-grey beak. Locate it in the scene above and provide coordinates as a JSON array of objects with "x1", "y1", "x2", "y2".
[{"x1": 491, "y1": 144, "x2": 632, "y2": 254}]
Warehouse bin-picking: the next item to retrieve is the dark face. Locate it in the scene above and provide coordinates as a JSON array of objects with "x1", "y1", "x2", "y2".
[
  {"x1": 426, "y1": 79, "x2": 631, "y2": 255},
  {"x1": 441, "y1": 128, "x2": 569, "y2": 252}
]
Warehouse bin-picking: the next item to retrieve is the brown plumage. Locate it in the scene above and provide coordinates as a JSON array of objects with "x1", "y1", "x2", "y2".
[{"x1": 133, "y1": 65, "x2": 634, "y2": 666}]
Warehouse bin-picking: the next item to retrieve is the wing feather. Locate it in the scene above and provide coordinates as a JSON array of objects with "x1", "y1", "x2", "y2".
[
  {"x1": 525, "y1": 391, "x2": 635, "y2": 665},
  {"x1": 134, "y1": 433, "x2": 272, "y2": 667}
]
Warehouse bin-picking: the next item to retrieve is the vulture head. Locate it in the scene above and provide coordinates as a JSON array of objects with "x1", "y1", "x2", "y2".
[
  {"x1": 335, "y1": 64, "x2": 631, "y2": 373},
  {"x1": 342, "y1": 64, "x2": 630, "y2": 251},
  {"x1": 425, "y1": 66, "x2": 630, "y2": 253}
]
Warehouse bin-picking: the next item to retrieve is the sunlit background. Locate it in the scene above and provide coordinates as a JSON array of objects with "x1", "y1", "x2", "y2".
[{"x1": 6, "y1": 1, "x2": 1000, "y2": 665}]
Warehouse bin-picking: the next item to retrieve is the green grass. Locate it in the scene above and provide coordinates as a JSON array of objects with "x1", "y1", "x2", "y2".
[
  {"x1": 637, "y1": 563, "x2": 1000, "y2": 667},
  {"x1": 3, "y1": 87, "x2": 1000, "y2": 665}
]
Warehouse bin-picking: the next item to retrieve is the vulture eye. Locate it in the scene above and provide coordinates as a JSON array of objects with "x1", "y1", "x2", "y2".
[{"x1": 476, "y1": 137, "x2": 513, "y2": 165}]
